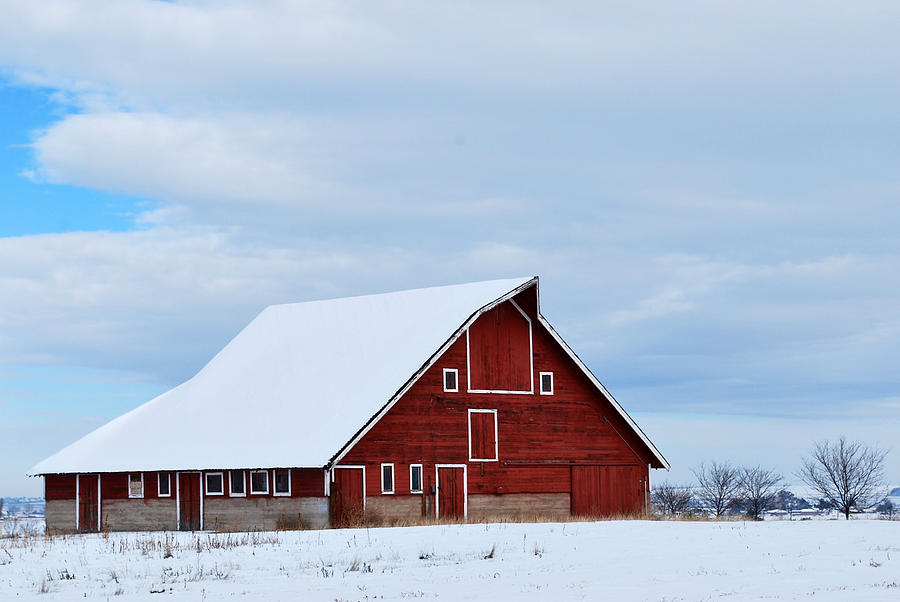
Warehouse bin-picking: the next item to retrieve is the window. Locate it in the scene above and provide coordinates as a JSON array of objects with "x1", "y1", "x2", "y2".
[
  {"x1": 205, "y1": 472, "x2": 224, "y2": 496},
  {"x1": 443, "y1": 368, "x2": 458, "y2": 392},
  {"x1": 274, "y1": 469, "x2": 291, "y2": 496},
  {"x1": 468, "y1": 409, "x2": 498, "y2": 461},
  {"x1": 158, "y1": 473, "x2": 171, "y2": 497},
  {"x1": 381, "y1": 463, "x2": 394, "y2": 494},
  {"x1": 128, "y1": 473, "x2": 144, "y2": 498},
  {"x1": 250, "y1": 470, "x2": 269, "y2": 494},
  {"x1": 539, "y1": 372, "x2": 554, "y2": 395},
  {"x1": 229, "y1": 470, "x2": 246, "y2": 497},
  {"x1": 409, "y1": 464, "x2": 423, "y2": 494}
]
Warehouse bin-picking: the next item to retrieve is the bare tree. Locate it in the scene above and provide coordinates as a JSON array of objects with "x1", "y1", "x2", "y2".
[
  {"x1": 737, "y1": 466, "x2": 782, "y2": 520},
  {"x1": 692, "y1": 461, "x2": 741, "y2": 517},
  {"x1": 798, "y1": 437, "x2": 888, "y2": 520},
  {"x1": 651, "y1": 482, "x2": 694, "y2": 517}
]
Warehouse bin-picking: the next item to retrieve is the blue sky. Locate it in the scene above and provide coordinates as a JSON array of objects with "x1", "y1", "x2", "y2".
[{"x1": 1, "y1": 1, "x2": 899, "y2": 496}]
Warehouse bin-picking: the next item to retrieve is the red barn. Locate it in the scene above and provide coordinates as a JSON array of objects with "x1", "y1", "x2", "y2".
[{"x1": 33, "y1": 277, "x2": 668, "y2": 532}]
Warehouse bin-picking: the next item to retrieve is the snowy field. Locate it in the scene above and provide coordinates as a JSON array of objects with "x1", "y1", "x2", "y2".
[
  {"x1": 1, "y1": 520, "x2": 898, "y2": 601},
  {"x1": 1, "y1": 517, "x2": 44, "y2": 537}
]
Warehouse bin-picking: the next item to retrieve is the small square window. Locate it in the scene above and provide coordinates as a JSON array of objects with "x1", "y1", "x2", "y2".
[
  {"x1": 443, "y1": 368, "x2": 458, "y2": 392},
  {"x1": 206, "y1": 472, "x2": 224, "y2": 495},
  {"x1": 539, "y1": 372, "x2": 554, "y2": 395},
  {"x1": 409, "y1": 464, "x2": 423, "y2": 494},
  {"x1": 229, "y1": 470, "x2": 246, "y2": 497},
  {"x1": 128, "y1": 473, "x2": 144, "y2": 498},
  {"x1": 381, "y1": 463, "x2": 394, "y2": 494},
  {"x1": 250, "y1": 470, "x2": 269, "y2": 495},
  {"x1": 274, "y1": 469, "x2": 291, "y2": 496},
  {"x1": 158, "y1": 473, "x2": 171, "y2": 497}
]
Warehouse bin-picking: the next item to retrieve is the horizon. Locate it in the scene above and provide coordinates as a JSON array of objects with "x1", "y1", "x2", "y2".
[{"x1": 1, "y1": 1, "x2": 899, "y2": 496}]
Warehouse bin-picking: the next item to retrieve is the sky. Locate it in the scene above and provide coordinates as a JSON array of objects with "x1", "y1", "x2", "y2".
[{"x1": 1, "y1": 1, "x2": 898, "y2": 497}]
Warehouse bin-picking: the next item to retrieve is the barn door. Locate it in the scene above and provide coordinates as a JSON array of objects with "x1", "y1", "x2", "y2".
[
  {"x1": 436, "y1": 465, "x2": 467, "y2": 520},
  {"x1": 178, "y1": 472, "x2": 202, "y2": 531},
  {"x1": 77, "y1": 474, "x2": 99, "y2": 532},
  {"x1": 571, "y1": 466, "x2": 602, "y2": 517},
  {"x1": 571, "y1": 465, "x2": 645, "y2": 517},
  {"x1": 331, "y1": 467, "x2": 365, "y2": 527}
]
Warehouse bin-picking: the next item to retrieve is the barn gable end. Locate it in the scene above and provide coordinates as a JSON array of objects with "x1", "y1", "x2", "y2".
[{"x1": 331, "y1": 288, "x2": 667, "y2": 524}]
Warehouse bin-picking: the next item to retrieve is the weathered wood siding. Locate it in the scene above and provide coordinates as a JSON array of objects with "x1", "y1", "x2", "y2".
[
  {"x1": 102, "y1": 498, "x2": 177, "y2": 531},
  {"x1": 205, "y1": 497, "x2": 329, "y2": 531},
  {"x1": 45, "y1": 499, "x2": 75, "y2": 533}
]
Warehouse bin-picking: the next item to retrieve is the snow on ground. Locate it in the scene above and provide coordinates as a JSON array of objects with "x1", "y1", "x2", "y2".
[
  {"x1": 1, "y1": 517, "x2": 44, "y2": 537},
  {"x1": 1, "y1": 520, "x2": 898, "y2": 601}
]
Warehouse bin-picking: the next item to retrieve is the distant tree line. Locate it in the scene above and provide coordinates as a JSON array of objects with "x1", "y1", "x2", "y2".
[{"x1": 651, "y1": 437, "x2": 893, "y2": 520}]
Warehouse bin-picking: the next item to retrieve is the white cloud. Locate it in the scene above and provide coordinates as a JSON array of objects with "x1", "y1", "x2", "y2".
[{"x1": 30, "y1": 111, "x2": 335, "y2": 209}]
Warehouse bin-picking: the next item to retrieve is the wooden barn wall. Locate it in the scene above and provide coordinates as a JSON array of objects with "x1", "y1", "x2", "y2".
[
  {"x1": 44, "y1": 474, "x2": 76, "y2": 501},
  {"x1": 44, "y1": 469, "x2": 326, "y2": 532},
  {"x1": 55, "y1": 468, "x2": 324, "y2": 501},
  {"x1": 339, "y1": 289, "x2": 654, "y2": 505},
  {"x1": 467, "y1": 301, "x2": 532, "y2": 392}
]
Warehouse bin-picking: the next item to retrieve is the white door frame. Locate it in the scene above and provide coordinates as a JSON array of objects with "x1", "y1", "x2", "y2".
[
  {"x1": 74, "y1": 474, "x2": 101, "y2": 532},
  {"x1": 330, "y1": 465, "x2": 366, "y2": 511},
  {"x1": 434, "y1": 464, "x2": 468, "y2": 519},
  {"x1": 176, "y1": 471, "x2": 204, "y2": 531}
]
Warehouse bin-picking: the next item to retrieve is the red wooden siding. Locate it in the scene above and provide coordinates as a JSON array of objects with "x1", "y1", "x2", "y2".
[
  {"x1": 469, "y1": 411, "x2": 496, "y2": 460},
  {"x1": 45, "y1": 474, "x2": 76, "y2": 500},
  {"x1": 292, "y1": 468, "x2": 324, "y2": 496},
  {"x1": 571, "y1": 465, "x2": 646, "y2": 516},
  {"x1": 101, "y1": 473, "x2": 129, "y2": 500},
  {"x1": 467, "y1": 302, "x2": 532, "y2": 392}
]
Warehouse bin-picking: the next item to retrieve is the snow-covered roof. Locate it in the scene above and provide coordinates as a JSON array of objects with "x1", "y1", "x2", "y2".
[
  {"x1": 32, "y1": 275, "x2": 669, "y2": 475},
  {"x1": 32, "y1": 277, "x2": 536, "y2": 474}
]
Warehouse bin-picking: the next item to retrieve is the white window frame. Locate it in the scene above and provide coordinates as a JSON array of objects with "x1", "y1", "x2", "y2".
[
  {"x1": 539, "y1": 371, "x2": 554, "y2": 395},
  {"x1": 249, "y1": 469, "x2": 270, "y2": 495},
  {"x1": 205, "y1": 471, "x2": 225, "y2": 496},
  {"x1": 409, "y1": 464, "x2": 423, "y2": 494},
  {"x1": 273, "y1": 468, "x2": 292, "y2": 497},
  {"x1": 442, "y1": 368, "x2": 459, "y2": 393},
  {"x1": 229, "y1": 470, "x2": 246, "y2": 497},
  {"x1": 158, "y1": 472, "x2": 171, "y2": 498},
  {"x1": 381, "y1": 463, "x2": 395, "y2": 495},
  {"x1": 467, "y1": 408, "x2": 499, "y2": 462},
  {"x1": 128, "y1": 473, "x2": 144, "y2": 499}
]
